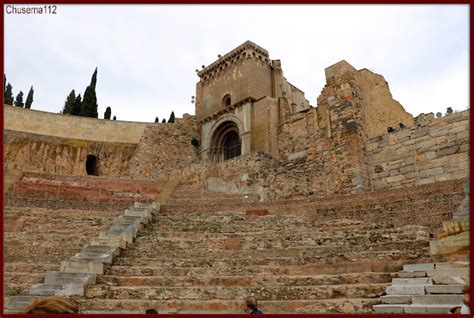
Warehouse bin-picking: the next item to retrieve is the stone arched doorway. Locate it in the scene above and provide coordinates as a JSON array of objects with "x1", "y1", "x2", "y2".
[
  {"x1": 86, "y1": 154, "x2": 99, "y2": 176},
  {"x1": 209, "y1": 121, "x2": 241, "y2": 163}
]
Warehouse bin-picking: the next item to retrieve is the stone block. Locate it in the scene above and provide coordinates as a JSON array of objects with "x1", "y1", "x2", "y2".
[
  {"x1": 392, "y1": 277, "x2": 432, "y2": 286},
  {"x1": 430, "y1": 232, "x2": 470, "y2": 256},
  {"x1": 118, "y1": 214, "x2": 149, "y2": 225},
  {"x1": 81, "y1": 245, "x2": 121, "y2": 257},
  {"x1": 399, "y1": 165, "x2": 415, "y2": 174},
  {"x1": 71, "y1": 252, "x2": 113, "y2": 264},
  {"x1": 6, "y1": 296, "x2": 39, "y2": 311},
  {"x1": 288, "y1": 150, "x2": 307, "y2": 161},
  {"x1": 437, "y1": 145, "x2": 460, "y2": 157},
  {"x1": 419, "y1": 167, "x2": 443, "y2": 178},
  {"x1": 29, "y1": 283, "x2": 62, "y2": 296},
  {"x1": 404, "y1": 304, "x2": 459, "y2": 314},
  {"x1": 425, "y1": 284, "x2": 463, "y2": 294},
  {"x1": 124, "y1": 209, "x2": 153, "y2": 221},
  {"x1": 373, "y1": 304, "x2": 404, "y2": 313},
  {"x1": 386, "y1": 285, "x2": 425, "y2": 295},
  {"x1": 101, "y1": 230, "x2": 134, "y2": 244},
  {"x1": 432, "y1": 276, "x2": 469, "y2": 285},
  {"x1": 90, "y1": 237, "x2": 127, "y2": 249},
  {"x1": 380, "y1": 295, "x2": 412, "y2": 304},
  {"x1": 60, "y1": 260, "x2": 105, "y2": 274},
  {"x1": 403, "y1": 263, "x2": 435, "y2": 272},
  {"x1": 386, "y1": 175, "x2": 405, "y2": 183},
  {"x1": 44, "y1": 271, "x2": 96, "y2": 286},
  {"x1": 426, "y1": 267, "x2": 470, "y2": 278},
  {"x1": 435, "y1": 262, "x2": 468, "y2": 270},
  {"x1": 411, "y1": 294, "x2": 463, "y2": 305},
  {"x1": 417, "y1": 177, "x2": 435, "y2": 185}
]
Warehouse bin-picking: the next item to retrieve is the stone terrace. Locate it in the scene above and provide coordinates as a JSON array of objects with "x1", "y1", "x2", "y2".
[
  {"x1": 4, "y1": 206, "x2": 122, "y2": 299},
  {"x1": 3, "y1": 173, "x2": 163, "y2": 310},
  {"x1": 76, "y1": 179, "x2": 465, "y2": 314},
  {"x1": 5, "y1": 172, "x2": 162, "y2": 211}
]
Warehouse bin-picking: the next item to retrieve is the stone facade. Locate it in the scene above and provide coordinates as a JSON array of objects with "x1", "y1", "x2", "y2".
[{"x1": 3, "y1": 41, "x2": 469, "y2": 200}]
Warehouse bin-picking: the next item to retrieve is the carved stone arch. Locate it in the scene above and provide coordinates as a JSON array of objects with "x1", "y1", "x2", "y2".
[{"x1": 206, "y1": 115, "x2": 244, "y2": 163}]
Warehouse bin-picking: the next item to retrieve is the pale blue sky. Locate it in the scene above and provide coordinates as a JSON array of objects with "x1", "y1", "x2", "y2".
[{"x1": 5, "y1": 4, "x2": 469, "y2": 122}]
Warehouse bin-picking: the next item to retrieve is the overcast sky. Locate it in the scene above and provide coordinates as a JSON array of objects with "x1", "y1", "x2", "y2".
[{"x1": 5, "y1": 4, "x2": 469, "y2": 123}]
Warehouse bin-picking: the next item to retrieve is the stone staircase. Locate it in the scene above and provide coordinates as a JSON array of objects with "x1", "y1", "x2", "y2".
[
  {"x1": 5, "y1": 202, "x2": 157, "y2": 313},
  {"x1": 373, "y1": 262, "x2": 469, "y2": 314},
  {"x1": 74, "y1": 184, "x2": 440, "y2": 314}
]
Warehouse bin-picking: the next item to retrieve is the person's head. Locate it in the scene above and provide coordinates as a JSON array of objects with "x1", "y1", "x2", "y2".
[
  {"x1": 22, "y1": 296, "x2": 79, "y2": 314},
  {"x1": 245, "y1": 296, "x2": 258, "y2": 313},
  {"x1": 463, "y1": 285, "x2": 470, "y2": 306},
  {"x1": 145, "y1": 308, "x2": 159, "y2": 314}
]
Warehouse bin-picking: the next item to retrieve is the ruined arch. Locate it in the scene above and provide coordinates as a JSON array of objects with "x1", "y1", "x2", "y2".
[
  {"x1": 209, "y1": 120, "x2": 241, "y2": 163},
  {"x1": 86, "y1": 154, "x2": 99, "y2": 176}
]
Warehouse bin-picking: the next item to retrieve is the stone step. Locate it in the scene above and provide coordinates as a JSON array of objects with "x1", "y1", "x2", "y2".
[
  {"x1": 374, "y1": 304, "x2": 461, "y2": 314},
  {"x1": 44, "y1": 271, "x2": 96, "y2": 286},
  {"x1": 70, "y1": 253, "x2": 113, "y2": 264},
  {"x1": 425, "y1": 284, "x2": 464, "y2": 294},
  {"x1": 105, "y1": 261, "x2": 405, "y2": 277},
  {"x1": 85, "y1": 283, "x2": 387, "y2": 300},
  {"x1": 97, "y1": 272, "x2": 394, "y2": 287},
  {"x1": 380, "y1": 295, "x2": 411, "y2": 304},
  {"x1": 391, "y1": 277, "x2": 433, "y2": 286},
  {"x1": 411, "y1": 294, "x2": 464, "y2": 305},
  {"x1": 426, "y1": 268, "x2": 470, "y2": 277},
  {"x1": 81, "y1": 245, "x2": 122, "y2": 257},
  {"x1": 77, "y1": 298, "x2": 380, "y2": 313},
  {"x1": 386, "y1": 285, "x2": 426, "y2": 295},
  {"x1": 29, "y1": 283, "x2": 85, "y2": 297},
  {"x1": 402, "y1": 262, "x2": 467, "y2": 272},
  {"x1": 5, "y1": 296, "x2": 39, "y2": 311},
  {"x1": 60, "y1": 260, "x2": 107, "y2": 275}
]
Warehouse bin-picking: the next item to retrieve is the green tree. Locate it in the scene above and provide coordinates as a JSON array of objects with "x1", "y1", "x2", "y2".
[
  {"x1": 168, "y1": 111, "x2": 175, "y2": 123},
  {"x1": 80, "y1": 68, "x2": 98, "y2": 118},
  {"x1": 104, "y1": 106, "x2": 112, "y2": 119},
  {"x1": 14, "y1": 91, "x2": 24, "y2": 108},
  {"x1": 90, "y1": 67, "x2": 97, "y2": 89},
  {"x1": 161, "y1": 118, "x2": 166, "y2": 123},
  {"x1": 155, "y1": 117, "x2": 159, "y2": 123},
  {"x1": 113, "y1": 116, "x2": 117, "y2": 120},
  {"x1": 72, "y1": 94, "x2": 82, "y2": 115},
  {"x1": 4, "y1": 74, "x2": 6, "y2": 95},
  {"x1": 25, "y1": 86, "x2": 34, "y2": 109},
  {"x1": 63, "y1": 90, "x2": 76, "y2": 114},
  {"x1": 4, "y1": 82, "x2": 13, "y2": 105}
]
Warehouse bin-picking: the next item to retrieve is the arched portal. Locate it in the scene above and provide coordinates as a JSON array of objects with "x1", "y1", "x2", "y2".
[
  {"x1": 86, "y1": 155, "x2": 99, "y2": 176},
  {"x1": 210, "y1": 121, "x2": 241, "y2": 163}
]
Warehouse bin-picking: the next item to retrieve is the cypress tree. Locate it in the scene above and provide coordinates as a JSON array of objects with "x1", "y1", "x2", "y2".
[
  {"x1": 90, "y1": 67, "x2": 97, "y2": 89},
  {"x1": 63, "y1": 90, "x2": 76, "y2": 114},
  {"x1": 4, "y1": 82, "x2": 13, "y2": 105},
  {"x1": 161, "y1": 118, "x2": 166, "y2": 123},
  {"x1": 72, "y1": 94, "x2": 82, "y2": 115},
  {"x1": 113, "y1": 116, "x2": 116, "y2": 120},
  {"x1": 14, "y1": 91, "x2": 24, "y2": 108},
  {"x1": 4, "y1": 74, "x2": 6, "y2": 95},
  {"x1": 80, "y1": 68, "x2": 98, "y2": 118},
  {"x1": 155, "y1": 117, "x2": 159, "y2": 123},
  {"x1": 168, "y1": 111, "x2": 175, "y2": 123},
  {"x1": 25, "y1": 86, "x2": 34, "y2": 109},
  {"x1": 104, "y1": 106, "x2": 112, "y2": 119}
]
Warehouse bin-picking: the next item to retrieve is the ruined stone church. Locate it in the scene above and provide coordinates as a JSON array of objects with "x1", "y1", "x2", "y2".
[{"x1": 4, "y1": 41, "x2": 469, "y2": 314}]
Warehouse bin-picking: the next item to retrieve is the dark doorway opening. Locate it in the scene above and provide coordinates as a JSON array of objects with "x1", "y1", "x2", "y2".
[
  {"x1": 223, "y1": 131, "x2": 241, "y2": 160},
  {"x1": 86, "y1": 155, "x2": 99, "y2": 176}
]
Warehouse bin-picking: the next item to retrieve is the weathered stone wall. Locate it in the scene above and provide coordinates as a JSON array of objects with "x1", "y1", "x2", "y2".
[
  {"x1": 367, "y1": 110, "x2": 469, "y2": 190},
  {"x1": 4, "y1": 105, "x2": 146, "y2": 143},
  {"x1": 127, "y1": 115, "x2": 201, "y2": 180},
  {"x1": 4, "y1": 130, "x2": 136, "y2": 177}
]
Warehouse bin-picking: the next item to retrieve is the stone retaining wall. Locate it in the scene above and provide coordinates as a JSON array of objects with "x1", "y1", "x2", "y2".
[{"x1": 367, "y1": 110, "x2": 469, "y2": 190}]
